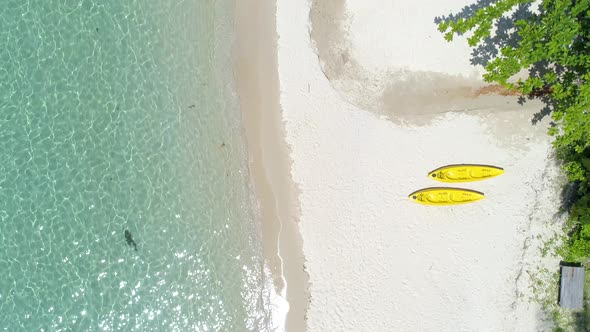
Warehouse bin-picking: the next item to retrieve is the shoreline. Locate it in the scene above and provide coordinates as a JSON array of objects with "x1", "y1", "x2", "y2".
[{"x1": 233, "y1": 0, "x2": 309, "y2": 331}]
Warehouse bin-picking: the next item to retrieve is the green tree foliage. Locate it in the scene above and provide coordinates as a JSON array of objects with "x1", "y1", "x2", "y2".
[
  {"x1": 440, "y1": 3, "x2": 590, "y2": 326},
  {"x1": 440, "y1": 1, "x2": 590, "y2": 301},
  {"x1": 439, "y1": 0, "x2": 590, "y2": 184}
]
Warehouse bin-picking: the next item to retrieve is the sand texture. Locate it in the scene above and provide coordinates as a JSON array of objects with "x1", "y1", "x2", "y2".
[{"x1": 275, "y1": 0, "x2": 565, "y2": 331}]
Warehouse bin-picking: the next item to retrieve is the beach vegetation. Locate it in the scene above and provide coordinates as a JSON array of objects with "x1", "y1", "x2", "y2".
[{"x1": 438, "y1": 0, "x2": 590, "y2": 329}]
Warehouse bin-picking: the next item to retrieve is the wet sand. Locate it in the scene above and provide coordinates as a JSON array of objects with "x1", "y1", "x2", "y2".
[{"x1": 233, "y1": 0, "x2": 309, "y2": 330}]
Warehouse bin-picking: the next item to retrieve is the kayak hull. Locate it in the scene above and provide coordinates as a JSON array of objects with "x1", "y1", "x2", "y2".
[
  {"x1": 428, "y1": 164, "x2": 504, "y2": 183},
  {"x1": 409, "y1": 187, "x2": 485, "y2": 205}
]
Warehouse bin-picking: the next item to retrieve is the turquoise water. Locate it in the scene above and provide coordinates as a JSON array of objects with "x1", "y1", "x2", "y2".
[{"x1": 0, "y1": 1, "x2": 272, "y2": 331}]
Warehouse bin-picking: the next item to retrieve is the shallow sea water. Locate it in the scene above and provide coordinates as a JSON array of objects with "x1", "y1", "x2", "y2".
[{"x1": 0, "y1": 1, "x2": 272, "y2": 331}]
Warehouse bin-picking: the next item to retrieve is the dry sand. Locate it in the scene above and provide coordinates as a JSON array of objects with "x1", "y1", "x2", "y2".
[{"x1": 275, "y1": 0, "x2": 565, "y2": 331}]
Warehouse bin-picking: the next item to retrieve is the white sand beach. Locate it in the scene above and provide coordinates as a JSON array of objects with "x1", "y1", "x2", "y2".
[{"x1": 272, "y1": 0, "x2": 565, "y2": 331}]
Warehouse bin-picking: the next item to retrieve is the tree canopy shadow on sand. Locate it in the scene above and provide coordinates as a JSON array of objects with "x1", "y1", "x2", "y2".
[{"x1": 434, "y1": 0, "x2": 556, "y2": 125}]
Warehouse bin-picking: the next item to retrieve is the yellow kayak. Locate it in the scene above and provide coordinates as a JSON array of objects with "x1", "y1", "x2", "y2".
[
  {"x1": 428, "y1": 164, "x2": 504, "y2": 183},
  {"x1": 408, "y1": 187, "x2": 484, "y2": 205}
]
